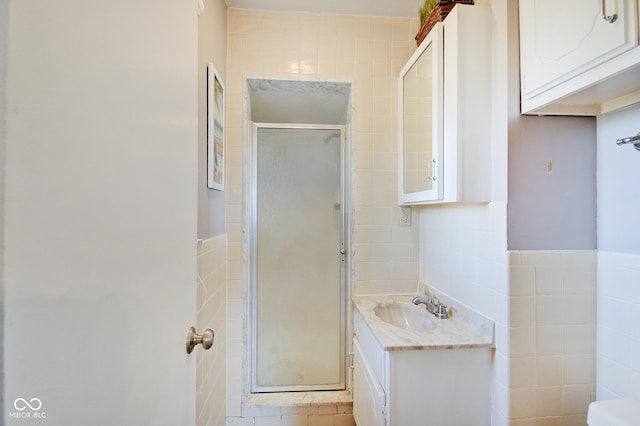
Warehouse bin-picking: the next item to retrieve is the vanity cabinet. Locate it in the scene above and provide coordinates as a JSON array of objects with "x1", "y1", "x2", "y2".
[
  {"x1": 352, "y1": 309, "x2": 491, "y2": 426},
  {"x1": 520, "y1": 0, "x2": 640, "y2": 115},
  {"x1": 398, "y1": 5, "x2": 492, "y2": 205},
  {"x1": 352, "y1": 339, "x2": 385, "y2": 426}
]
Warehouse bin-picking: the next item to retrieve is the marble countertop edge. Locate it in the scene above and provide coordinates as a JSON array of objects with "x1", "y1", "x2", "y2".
[{"x1": 352, "y1": 294, "x2": 495, "y2": 352}]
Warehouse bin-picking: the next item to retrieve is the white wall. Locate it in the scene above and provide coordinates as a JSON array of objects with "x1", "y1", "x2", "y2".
[
  {"x1": 595, "y1": 103, "x2": 640, "y2": 400},
  {"x1": 198, "y1": 0, "x2": 228, "y2": 239},
  {"x1": 419, "y1": 203, "x2": 509, "y2": 424},
  {"x1": 597, "y1": 251, "x2": 640, "y2": 399},
  {"x1": 596, "y1": 104, "x2": 640, "y2": 254}
]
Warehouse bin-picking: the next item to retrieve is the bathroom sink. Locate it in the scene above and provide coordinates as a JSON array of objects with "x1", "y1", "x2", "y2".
[{"x1": 373, "y1": 302, "x2": 437, "y2": 333}]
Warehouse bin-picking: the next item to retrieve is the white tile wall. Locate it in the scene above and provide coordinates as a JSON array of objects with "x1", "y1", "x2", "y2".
[
  {"x1": 597, "y1": 251, "x2": 640, "y2": 400},
  {"x1": 197, "y1": 235, "x2": 228, "y2": 426},
  {"x1": 508, "y1": 250, "x2": 596, "y2": 424},
  {"x1": 225, "y1": 8, "x2": 419, "y2": 425}
]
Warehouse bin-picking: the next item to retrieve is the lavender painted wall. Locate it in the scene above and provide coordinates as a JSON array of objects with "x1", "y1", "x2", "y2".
[
  {"x1": 198, "y1": 0, "x2": 228, "y2": 239},
  {"x1": 507, "y1": 112, "x2": 597, "y2": 250}
]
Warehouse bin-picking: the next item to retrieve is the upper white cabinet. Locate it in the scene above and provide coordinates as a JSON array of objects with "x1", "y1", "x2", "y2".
[
  {"x1": 398, "y1": 5, "x2": 492, "y2": 205},
  {"x1": 520, "y1": 0, "x2": 640, "y2": 115},
  {"x1": 398, "y1": 21, "x2": 444, "y2": 204}
]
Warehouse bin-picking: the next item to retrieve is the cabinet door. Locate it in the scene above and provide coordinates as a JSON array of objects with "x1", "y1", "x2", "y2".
[
  {"x1": 353, "y1": 339, "x2": 386, "y2": 426},
  {"x1": 398, "y1": 22, "x2": 444, "y2": 205},
  {"x1": 520, "y1": 0, "x2": 638, "y2": 98}
]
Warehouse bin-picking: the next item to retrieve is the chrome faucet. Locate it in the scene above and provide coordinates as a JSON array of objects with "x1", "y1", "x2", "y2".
[{"x1": 412, "y1": 294, "x2": 449, "y2": 319}]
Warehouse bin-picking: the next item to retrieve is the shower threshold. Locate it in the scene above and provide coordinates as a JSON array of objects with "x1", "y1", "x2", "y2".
[{"x1": 244, "y1": 390, "x2": 352, "y2": 409}]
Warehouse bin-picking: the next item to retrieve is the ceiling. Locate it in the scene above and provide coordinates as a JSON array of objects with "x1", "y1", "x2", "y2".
[{"x1": 225, "y1": 0, "x2": 423, "y2": 18}]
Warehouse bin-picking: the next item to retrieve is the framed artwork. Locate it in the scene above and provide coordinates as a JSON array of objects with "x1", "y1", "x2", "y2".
[{"x1": 207, "y1": 62, "x2": 225, "y2": 191}]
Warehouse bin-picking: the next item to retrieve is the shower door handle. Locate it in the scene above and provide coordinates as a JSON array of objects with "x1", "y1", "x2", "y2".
[
  {"x1": 601, "y1": 0, "x2": 618, "y2": 23},
  {"x1": 186, "y1": 326, "x2": 215, "y2": 354}
]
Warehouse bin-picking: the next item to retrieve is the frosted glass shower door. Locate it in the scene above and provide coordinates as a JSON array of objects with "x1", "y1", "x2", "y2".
[{"x1": 253, "y1": 125, "x2": 345, "y2": 392}]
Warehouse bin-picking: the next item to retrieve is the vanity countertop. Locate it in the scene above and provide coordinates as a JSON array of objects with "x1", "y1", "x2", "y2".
[{"x1": 352, "y1": 294, "x2": 494, "y2": 351}]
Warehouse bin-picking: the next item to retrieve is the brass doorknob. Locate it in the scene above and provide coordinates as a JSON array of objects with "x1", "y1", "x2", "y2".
[{"x1": 186, "y1": 326, "x2": 215, "y2": 354}]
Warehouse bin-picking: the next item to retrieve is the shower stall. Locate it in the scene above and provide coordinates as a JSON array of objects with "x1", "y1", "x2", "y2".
[{"x1": 249, "y1": 123, "x2": 348, "y2": 393}]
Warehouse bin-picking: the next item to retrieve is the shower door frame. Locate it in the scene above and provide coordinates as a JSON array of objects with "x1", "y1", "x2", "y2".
[{"x1": 248, "y1": 122, "x2": 349, "y2": 393}]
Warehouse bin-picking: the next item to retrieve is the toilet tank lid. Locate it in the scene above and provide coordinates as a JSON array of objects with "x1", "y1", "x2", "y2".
[{"x1": 588, "y1": 399, "x2": 640, "y2": 426}]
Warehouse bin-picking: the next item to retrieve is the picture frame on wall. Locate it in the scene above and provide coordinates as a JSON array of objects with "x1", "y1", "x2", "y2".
[{"x1": 207, "y1": 62, "x2": 225, "y2": 191}]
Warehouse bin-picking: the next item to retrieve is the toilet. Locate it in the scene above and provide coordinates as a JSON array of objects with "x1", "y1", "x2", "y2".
[{"x1": 587, "y1": 399, "x2": 640, "y2": 425}]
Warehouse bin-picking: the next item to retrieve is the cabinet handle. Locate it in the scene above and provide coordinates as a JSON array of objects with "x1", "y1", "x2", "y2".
[
  {"x1": 431, "y1": 158, "x2": 437, "y2": 181},
  {"x1": 602, "y1": 0, "x2": 618, "y2": 23}
]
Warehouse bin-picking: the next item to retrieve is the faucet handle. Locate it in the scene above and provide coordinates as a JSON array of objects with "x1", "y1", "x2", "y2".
[{"x1": 436, "y1": 304, "x2": 449, "y2": 319}]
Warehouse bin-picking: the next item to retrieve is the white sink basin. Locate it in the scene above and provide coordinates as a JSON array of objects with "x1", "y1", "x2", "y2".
[{"x1": 373, "y1": 302, "x2": 437, "y2": 333}]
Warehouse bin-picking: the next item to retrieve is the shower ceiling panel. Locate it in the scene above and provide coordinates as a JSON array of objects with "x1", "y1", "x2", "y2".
[{"x1": 248, "y1": 79, "x2": 351, "y2": 124}]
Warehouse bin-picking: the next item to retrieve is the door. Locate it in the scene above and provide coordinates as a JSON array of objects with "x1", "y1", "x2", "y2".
[
  {"x1": 3, "y1": 1, "x2": 198, "y2": 425},
  {"x1": 519, "y1": 0, "x2": 639, "y2": 98},
  {"x1": 352, "y1": 339, "x2": 386, "y2": 426},
  {"x1": 250, "y1": 124, "x2": 346, "y2": 392}
]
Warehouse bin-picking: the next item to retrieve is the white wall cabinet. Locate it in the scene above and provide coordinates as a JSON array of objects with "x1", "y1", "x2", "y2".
[
  {"x1": 352, "y1": 310, "x2": 492, "y2": 426},
  {"x1": 520, "y1": 0, "x2": 640, "y2": 115},
  {"x1": 398, "y1": 21, "x2": 444, "y2": 204},
  {"x1": 398, "y1": 5, "x2": 492, "y2": 205}
]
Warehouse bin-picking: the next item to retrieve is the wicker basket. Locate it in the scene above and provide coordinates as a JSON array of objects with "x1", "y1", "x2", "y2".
[{"x1": 415, "y1": 0, "x2": 474, "y2": 46}]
